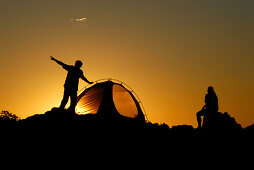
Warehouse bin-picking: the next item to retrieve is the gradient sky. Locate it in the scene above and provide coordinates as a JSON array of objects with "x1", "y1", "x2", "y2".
[{"x1": 0, "y1": 0, "x2": 253, "y2": 127}]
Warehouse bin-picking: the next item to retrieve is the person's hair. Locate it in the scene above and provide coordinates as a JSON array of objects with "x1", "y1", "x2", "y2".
[
  {"x1": 75, "y1": 60, "x2": 83, "y2": 68},
  {"x1": 207, "y1": 86, "x2": 214, "y2": 94}
]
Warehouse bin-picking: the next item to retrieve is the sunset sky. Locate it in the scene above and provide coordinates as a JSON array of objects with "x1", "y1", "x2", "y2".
[{"x1": 0, "y1": 0, "x2": 253, "y2": 127}]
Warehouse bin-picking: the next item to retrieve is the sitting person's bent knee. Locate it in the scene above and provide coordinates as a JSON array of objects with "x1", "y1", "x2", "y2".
[
  {"x1": 196, "y1": 111, "x2": 201, "y2": 117},
  {"x1": 197, "y1": 110, "x2": 205, "y2": 117}
]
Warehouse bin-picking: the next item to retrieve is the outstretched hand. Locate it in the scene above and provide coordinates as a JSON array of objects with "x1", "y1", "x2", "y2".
[{"x1": 50, "y1": 56, "x2": 54, "y2": 60}]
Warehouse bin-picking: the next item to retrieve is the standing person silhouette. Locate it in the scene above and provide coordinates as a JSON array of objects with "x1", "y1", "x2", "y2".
[
  {"x1": 50, "y1": 56, "x2": 93, "y2": 112},
  {"x1": 196, "y1": 86, "x2": 219, "y2": 128}
]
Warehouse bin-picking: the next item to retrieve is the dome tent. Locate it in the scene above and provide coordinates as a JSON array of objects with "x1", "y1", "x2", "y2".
[{"x1": 75, "y1": 79, "x2": 147, "y2": 123}]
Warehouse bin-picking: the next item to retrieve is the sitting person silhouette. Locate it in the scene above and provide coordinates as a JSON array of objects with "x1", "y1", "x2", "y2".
[
  {"x1": 196, "y1": 86, "x2": 219, "y2": 128},
  {"x1": 50, "y1": 56, "x2": 93, "y2": 112}
]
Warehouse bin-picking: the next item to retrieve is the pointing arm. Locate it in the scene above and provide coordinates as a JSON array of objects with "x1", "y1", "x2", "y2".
[{"x1": 50, "y1": 56, "x2": 68, "y2": 67}]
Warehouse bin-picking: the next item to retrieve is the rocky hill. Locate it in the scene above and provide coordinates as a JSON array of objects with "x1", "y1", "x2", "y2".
[{"x1": 1, "y1": 108, "x2": 252, "y2": 141}]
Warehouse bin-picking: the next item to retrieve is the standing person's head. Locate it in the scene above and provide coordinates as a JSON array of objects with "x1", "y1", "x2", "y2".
[
  {"x1": 207, "y1": 86, "x2": 215, "y2": 94},
  {"x1": 75, "y1": 60, "x2": 83, "y2": 68}
]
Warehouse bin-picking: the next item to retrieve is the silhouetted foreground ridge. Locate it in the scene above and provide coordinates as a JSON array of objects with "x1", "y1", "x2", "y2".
[
  {"x1": 1, "y1": 108, "x2": 253, "y2": 143},
  {"x1": 3, "y1": 109, "x2": 252, "y2": 168}
]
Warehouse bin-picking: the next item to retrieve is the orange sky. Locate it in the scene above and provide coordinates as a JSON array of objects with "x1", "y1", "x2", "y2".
[{"x1": 0, "y1": 0, "x2": 254, "y2": 127}]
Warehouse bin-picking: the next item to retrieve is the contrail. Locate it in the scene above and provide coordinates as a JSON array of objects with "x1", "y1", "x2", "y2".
[{"x1": 75, "y1": 17, "x2": 87, "y2": 22}]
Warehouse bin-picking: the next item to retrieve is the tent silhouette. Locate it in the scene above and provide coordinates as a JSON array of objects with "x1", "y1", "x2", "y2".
[{"x1": 75, "y1": 79, "x2": 147, "y2": 123}]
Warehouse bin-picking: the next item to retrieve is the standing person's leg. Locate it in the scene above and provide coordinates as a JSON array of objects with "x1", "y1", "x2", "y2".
[
  {"x1": 69, "y1": 90, "x2": 77, "y2": 112},
  {"x1": 60, "y1": 88, "x2": 70, "y2": 109}
]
